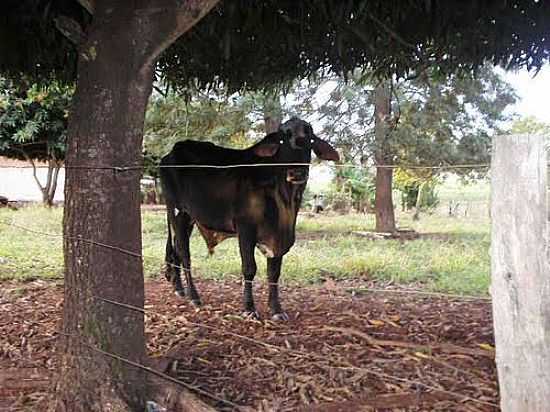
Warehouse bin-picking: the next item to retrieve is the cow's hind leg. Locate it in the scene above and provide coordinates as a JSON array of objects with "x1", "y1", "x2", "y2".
[
  {"x1": 238, "y1": 226, "x2": 259, "y2": 319},
  {"x1": 173, "y1": 213, "x2": 202, "y2": 305},
  {"x1": 172, "y1": 212, "x2": 201, "y2": 305},
  {"x1": 267, "y1": 256, "x2": 289, "y2": 321},
  {"x1": 165, "y1": 211, "x2": 185, "y2": 296}
]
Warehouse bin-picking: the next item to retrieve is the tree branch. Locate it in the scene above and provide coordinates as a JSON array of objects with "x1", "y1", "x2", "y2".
[
  {"x1": 139, "y1": 0, "x2": 221, "y2": 70},
  {"x1": 54, "y1": 16, "x2": 86, "y2": 45},
  {"x1": 77, "y1": 0, "x2": 95, "y2": 15}
]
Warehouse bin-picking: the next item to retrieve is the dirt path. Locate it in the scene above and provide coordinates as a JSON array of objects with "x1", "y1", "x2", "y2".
[{"x1": 0, "y1": 278, "x2": 497, "y2": 411}]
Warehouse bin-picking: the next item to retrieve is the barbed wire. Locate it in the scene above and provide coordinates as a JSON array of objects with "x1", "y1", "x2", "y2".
[{"x1": 0, "y1": 162, "x2": 493, "y2": 171}]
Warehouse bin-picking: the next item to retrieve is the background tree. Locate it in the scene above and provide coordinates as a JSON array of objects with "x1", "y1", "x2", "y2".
[
  {"x1": 285, "y1": 66, "x2": 517, "y2": 230},
  {"x1": 509, "y1": 115, "x2": 550, "y2": 137},
  {"x1": 0, "y1": 79, "x2": 72, "y2": 206}
]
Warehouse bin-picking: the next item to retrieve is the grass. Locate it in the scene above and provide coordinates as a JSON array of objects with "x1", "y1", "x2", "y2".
[{"x1": 0, "y1": 203, "x2": 490, "y2": 296}]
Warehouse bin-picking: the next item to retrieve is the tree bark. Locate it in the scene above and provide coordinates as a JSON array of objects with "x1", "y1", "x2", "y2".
[
  {"x1": 52, "y1": 1, "x2": 220, "y2": 411},
  {"x1": 491, "y1": 133, "x2": 550, "y2": 411},
  {"x1": 373, "y1": 80, "x2": 396, "y2": 233}
]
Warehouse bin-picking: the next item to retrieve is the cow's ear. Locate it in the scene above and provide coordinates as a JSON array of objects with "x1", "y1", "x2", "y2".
[
  {"x1": 253, "y1": 143, "x2": 280, "y2": 157},
  {"x1": 312, "y1": 138, "x2": 340, "y2": 162}
]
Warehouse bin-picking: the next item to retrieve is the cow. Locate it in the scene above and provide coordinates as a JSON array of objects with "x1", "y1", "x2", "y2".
[{"x1": 160, "y1": 117, "x2": 339, "y2": 320}]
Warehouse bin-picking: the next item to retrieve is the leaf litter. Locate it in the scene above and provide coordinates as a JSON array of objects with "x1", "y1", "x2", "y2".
[{"x1": 0, "y1": 278, "x2": 498, "y2": 411}]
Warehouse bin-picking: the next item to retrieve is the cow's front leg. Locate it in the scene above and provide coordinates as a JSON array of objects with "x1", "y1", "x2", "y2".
[
  {"x1": 267, "y1": 256, "x2": 288, "y2": 321},
  {"x1": 238, "y1": 227, "x2": 259, "y2": 319}
]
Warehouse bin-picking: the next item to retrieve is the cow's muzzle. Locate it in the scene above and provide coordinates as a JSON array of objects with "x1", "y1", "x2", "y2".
[{"x1": 286, "y1": 168, "x2": 308, "y2": 185}]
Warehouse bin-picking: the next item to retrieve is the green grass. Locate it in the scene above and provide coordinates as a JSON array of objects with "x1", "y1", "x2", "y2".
[{"x1": 0, "y1": 204, "x2": 490, "y2": 296}]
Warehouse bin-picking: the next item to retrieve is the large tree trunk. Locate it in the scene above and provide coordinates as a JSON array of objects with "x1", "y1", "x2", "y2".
[
  {"x1": 52, "y1": 2, "x2": 220, "y2": 411},
  {"x1": 373, "y1": 80, "x2": 396, "y2": 233}
]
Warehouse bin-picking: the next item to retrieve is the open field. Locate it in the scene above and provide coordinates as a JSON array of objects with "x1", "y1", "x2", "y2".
[{"x1": 0, "y1": 201, "x2": 490, "y2": 296}]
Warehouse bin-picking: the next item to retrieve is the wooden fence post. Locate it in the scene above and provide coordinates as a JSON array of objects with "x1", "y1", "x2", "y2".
[{"x1": 491, "y1": 133, "x2": 550, "y2": 411}]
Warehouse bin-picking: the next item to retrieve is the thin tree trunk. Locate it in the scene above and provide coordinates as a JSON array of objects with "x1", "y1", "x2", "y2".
[
  {"x1": 264, "y1": 93, "x2": 282, "y2": 133},
  {"x1": 52, "y1": 2, "x2": 220, "y2": 411},
  {"x1": 45, "y1": 160, "x2": 62, "y2": 207},
  {"x1": 412, "y1": 181, "x2": 426, "y2": 221},
  {"x1": 374, "y1": 80, "x2": 396, "y2": 233}
]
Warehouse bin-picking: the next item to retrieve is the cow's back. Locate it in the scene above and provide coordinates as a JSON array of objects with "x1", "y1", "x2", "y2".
[{"x1": 160, "y1": 140, "x2": 258, "y2": 233}]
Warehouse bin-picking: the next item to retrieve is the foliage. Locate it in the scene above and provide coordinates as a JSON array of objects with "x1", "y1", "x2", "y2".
[
  {"x1": 285, "y1": 65, "x2": 517, "y2": 173},
  {"x1": 143, "y1": 91, "x2": 266, "y2": 170},
  {"x1": 394, "y1": 168, "x2": 439, "y2": 211},
  {"x1": 4, "y1": 1, "x2": 550, "y2": 90},
  {"x1": 509, "y1": 116, "x2": 550, "y2": 138},
  {"x1": 0, "y1": 78, "x2": 72, "y2": 162},
  {"x1": 332, "y1": 165, "x2": 376, "y2": 211}
]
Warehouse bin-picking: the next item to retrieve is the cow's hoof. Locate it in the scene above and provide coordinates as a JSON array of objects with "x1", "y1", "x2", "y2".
[
  {"x1": 191, "y1": 298, "x2": 202, "y2": 307},
  {"x1": 271, "y1": 312, "x2": 290, "y2": 321},
  {"x1": 174, "y1": 289, "x2": 186, "y2": 298},
  {"x1": 242, "y1": 311, "x2": 261, "y2": 320}
]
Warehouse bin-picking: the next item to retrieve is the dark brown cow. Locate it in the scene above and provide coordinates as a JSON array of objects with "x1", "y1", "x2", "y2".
[{"x1": 160, "y1": 118, "x2": 339, "y2": 320}]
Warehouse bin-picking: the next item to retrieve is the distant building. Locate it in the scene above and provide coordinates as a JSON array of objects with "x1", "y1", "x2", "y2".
[{"x1": 0, "y1": 157, "x2": 65, "y2": 202}]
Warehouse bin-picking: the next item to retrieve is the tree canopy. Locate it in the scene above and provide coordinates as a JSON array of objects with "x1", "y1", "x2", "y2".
[
  {"x1": 0, "y1": 78, "x2": 72, "y2": 205},
  {"x1": 285, "y1": 65, "x2": 516, "y2": 170},
  {"x1": 3, "y1": 1, "x2": 550, "y2": 90},
  {"x1": 0, "y1": 79, "x2": 72, "y2": 162}
]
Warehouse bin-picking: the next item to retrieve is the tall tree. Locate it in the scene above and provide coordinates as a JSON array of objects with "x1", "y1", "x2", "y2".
[
  {"x1": 0, "y1": 80, "x2": 72, "y2": 206},
  {"x1": 49, "y1": 2, "x2": 220, "y2": 410},
  {"x1": 285, "y1": 66, "x2": 516, "y2": 231},
  {"x1": 373, "y1": 80, "x2": 395, "y2": 232}
]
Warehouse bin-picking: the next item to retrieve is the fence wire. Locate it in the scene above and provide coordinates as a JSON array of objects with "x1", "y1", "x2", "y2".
[
  {"x1": 0, "y1": 160, "x2": 498, "y2": 409},
  {"x1": 0, "y1": 218, "x2": 491, "y2": 302},
  {"x1": 0, "y1": 162, "x2": 493, "y2": 170}
]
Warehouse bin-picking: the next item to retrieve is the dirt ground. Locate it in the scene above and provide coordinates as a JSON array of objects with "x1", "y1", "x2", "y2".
[{"x1": 0, "y1": 278, "x2": 497, "y2": 411}]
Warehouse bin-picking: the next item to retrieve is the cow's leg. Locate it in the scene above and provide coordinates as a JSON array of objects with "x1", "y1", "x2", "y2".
[
  {"x1": 267, "y1": 256, "x2": 288, "y2": 321},
  {"x1": 173, "y1": 213, "x2": 201, "y2": 305},
  {"x1": 238, "y1": 226, "x2": 259, "y2": 319},
  {"x1": 165, "y1": 211, "x2": 185, "y2": 296}
]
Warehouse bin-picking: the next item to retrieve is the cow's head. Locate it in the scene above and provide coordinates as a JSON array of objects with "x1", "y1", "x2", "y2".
[{"x1": 252, "y1": 117, "x2": 339, "y2": 185}]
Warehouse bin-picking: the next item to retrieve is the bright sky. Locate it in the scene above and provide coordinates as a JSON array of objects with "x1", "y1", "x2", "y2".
[{"x1": 498, "y1": 65, "x2": 550, "y2": 124}]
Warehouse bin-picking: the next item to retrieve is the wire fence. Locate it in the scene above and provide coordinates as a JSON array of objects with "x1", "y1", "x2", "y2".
[
  {"x1": 0, "y1": 160, "x2": 510, "y2": 410},
  {"x1": 0, "y1": 162, "x2": 494, "y2": 170}
]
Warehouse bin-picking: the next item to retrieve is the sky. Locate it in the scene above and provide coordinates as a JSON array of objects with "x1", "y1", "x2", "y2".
[{"x1": 497, "y1": 65, "x2": 550, "y2": 124}]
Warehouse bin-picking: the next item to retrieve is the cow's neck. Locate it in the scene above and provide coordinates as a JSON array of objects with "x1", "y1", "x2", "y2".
[{"x1": 275, "y1": 180, "x2": 304, "y2": 224}]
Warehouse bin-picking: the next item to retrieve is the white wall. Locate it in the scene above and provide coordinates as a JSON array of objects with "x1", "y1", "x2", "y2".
[{"x1": 0, "y1": 168, "x2": 65, "y2": 202}]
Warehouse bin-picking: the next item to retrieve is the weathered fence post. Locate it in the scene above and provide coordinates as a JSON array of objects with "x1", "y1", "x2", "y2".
[{"x1": 491, "y1": 133, "x2": 550, "y2": 411}]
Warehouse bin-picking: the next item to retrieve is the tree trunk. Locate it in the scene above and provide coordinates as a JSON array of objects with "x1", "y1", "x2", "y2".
[
  {"x1": 52, "y1": 2, "x2": 220, "y2": 411},
  {"x1": 491, "y1": 133, "x2": 550, "y2": 411},
  {"x1": 412, "y1": 181, "x2": 427, "y2": 221},
  {"x1": 41, "y1": 159, "x2": 62, "y2": 207},
  {"x1": 46, "y1": 161, "x2": 62, "y2": 206},
  {"x1": 263, "y1": 93, "x2": 282, "y2": 133},
  {"x1": 373, "y1": 80, "x2": 396, "y2": 233}
]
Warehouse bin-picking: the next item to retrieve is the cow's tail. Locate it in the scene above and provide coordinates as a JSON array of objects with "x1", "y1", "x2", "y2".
[{"x1": 164, "y1": 209, "x2": 176, "y2": 281}]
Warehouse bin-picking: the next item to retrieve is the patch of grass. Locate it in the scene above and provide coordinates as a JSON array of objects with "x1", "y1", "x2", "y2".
[{"x1": 0, "y1": 205, "x2": 491, "y2": 296}]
